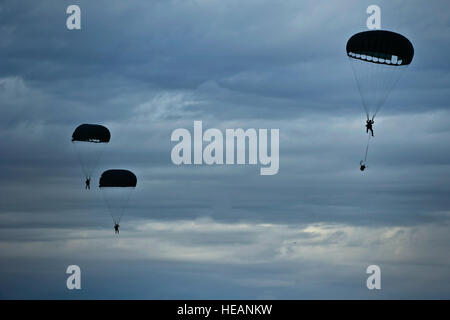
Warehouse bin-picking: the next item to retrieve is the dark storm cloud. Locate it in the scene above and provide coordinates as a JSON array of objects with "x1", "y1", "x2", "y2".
[{"x1": 0, "y1": 0, "x2": 449, "y2": 299}]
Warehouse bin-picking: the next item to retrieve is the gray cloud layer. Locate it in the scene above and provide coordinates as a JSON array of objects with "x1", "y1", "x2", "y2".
[{"x1": 0, "y1": 0, "x2": 449, "y2": 299}]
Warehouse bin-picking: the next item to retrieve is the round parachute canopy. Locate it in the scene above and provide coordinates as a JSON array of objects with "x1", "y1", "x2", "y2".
[
  {"x1": 71, "y1": 124, "x2": 111, "y2": 179},
  {"x1": 99, "y1": 170, "x2": 137, "y2": 224},
  {"x1": 346, "y1": 30, "x2": 414, "y2": 120},
  {"x1": 72, "y1": 124, "x2": 111, "y2": 143},
  {"x1": 99, "y1": 170, "x2": 137, "y2": 188},
  {"x1": 346, "y1": 30, "x2": 414, "y2": 66}
]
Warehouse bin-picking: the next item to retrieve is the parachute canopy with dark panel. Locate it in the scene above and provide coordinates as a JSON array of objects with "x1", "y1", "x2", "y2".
[
  {"x1": 99, "y1": 170, "x2": 137, "y2": 188},
  {"x1": 346, "y1": 30, "x2": 414, "y2": 66},
  {"x1": 72, "y1": 124, "x2": 111, "y2": 143}
]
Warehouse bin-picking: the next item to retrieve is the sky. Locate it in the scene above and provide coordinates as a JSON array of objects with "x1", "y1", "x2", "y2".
[{"x1": 0, "y1": 0, "x2": 449, "y2": 299}]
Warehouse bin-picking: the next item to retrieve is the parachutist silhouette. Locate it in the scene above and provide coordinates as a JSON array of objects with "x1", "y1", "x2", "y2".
[
  {"x1": 114, "y1": 222, "x2": 120, "y2": 234},
  {"x1": 360, "y1": 160, "x2": 366, "y2": 171},
  {"x1": 366, "y1": 119, "x2": 374, "y2": 137},
  {"x1": 85, "y1": 177, "x2": 90, "y2": 190}
]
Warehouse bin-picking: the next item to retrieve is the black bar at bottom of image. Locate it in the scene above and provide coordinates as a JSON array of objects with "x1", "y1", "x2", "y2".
[{"x1": 0, "y1": 300, "x2": 448, "y2": 319}]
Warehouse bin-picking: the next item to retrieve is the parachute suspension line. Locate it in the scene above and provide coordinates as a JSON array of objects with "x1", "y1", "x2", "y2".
[
  {"x1": 100, "y1": 188, "x2": 116, "y2": 223},
  {"x1": 72, "y1": 141, "x2": 108, "y2": 180},
  {"x1": 116, "y1": 189, "x2": 133, "y2": 224},
  {"x1": 100, "y1": 187, "x2": 134, "y2": 224},
  {"x1": 372, "y1": 63, "x2": 396, "y2": 119},
  {"x1": 88, "y1": 144, "x2": 106, "y2": 179},
  {"x1": 350, "y1": 55, "x2": 407, "y2": 121},
  {"x1": 72, "y1": 142, "x2": 89, "y2": 179},
  {"x1": 349, "y1": 57, "x2": 370, "y2": 120},
  {"x1": 372, "y1": 65, "x2": 407, "y2": 119},
  {"x1": 366, "y1": 59, "x2": 389, "y2": 120}
]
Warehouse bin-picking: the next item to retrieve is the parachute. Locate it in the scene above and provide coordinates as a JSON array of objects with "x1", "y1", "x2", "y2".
[
  {"x1": 72, "y1": 124, "x2": 110, "y2": 180},
  {"x1": 346, "y1": 30, "x2": 414, "y2": 120},
  {"x1": 347, "y1": 30, "x2": 414, "y2": 170},
  {"x1": 99, "y1": 169, "x2": 137, "y2": 224}
]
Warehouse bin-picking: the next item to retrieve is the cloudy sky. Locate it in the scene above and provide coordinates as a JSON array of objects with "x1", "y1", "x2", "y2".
[{"x1": 0, "y1": 0, "x2": 449, "y2": 299}]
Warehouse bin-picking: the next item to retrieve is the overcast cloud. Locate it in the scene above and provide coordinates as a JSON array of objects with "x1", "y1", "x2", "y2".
[{"x1": 0, "y1": 0, "x2": 449, "y2": 299}]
